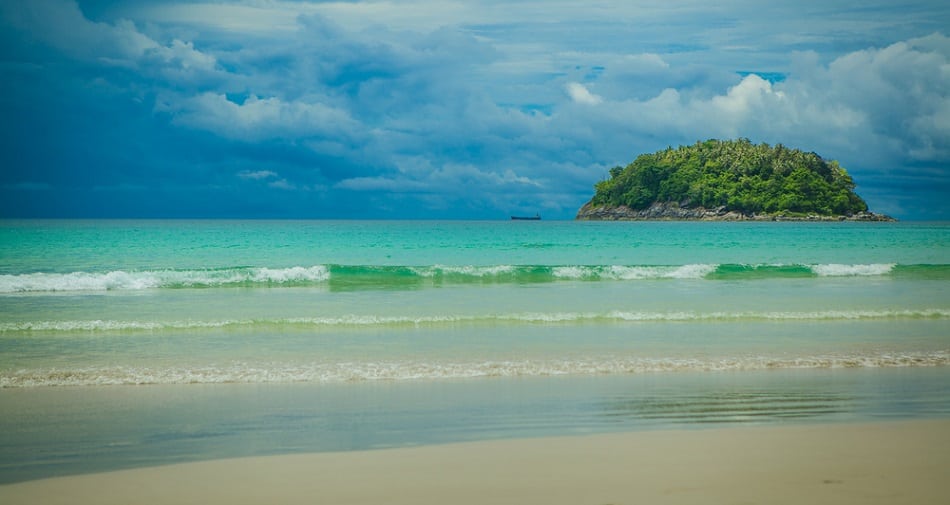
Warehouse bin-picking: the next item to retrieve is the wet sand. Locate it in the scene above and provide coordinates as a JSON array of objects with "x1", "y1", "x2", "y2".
[{"x1": 1, "y1": 419, "x2": 947, "y2": 505}]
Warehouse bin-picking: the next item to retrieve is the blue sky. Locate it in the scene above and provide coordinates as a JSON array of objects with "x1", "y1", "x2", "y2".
[{"x1": 1, "y1": 0, "x2": 947, "y2": 220}]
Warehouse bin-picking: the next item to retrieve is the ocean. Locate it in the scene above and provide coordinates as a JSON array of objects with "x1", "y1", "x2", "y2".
[{"x1": 1, "y1": 219, "x2": 948, "y2": 482}]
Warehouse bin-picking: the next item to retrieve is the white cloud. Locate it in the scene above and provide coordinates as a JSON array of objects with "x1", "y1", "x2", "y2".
[
  {"x1": 709, "y1": 75, "x2": 782, "y2": 118},
  {"x1": 565, "y1": 34, "x2": 947, "y2": 161},
  {"x1": 820, "y1": 33, "x2": 950, "y2": 162},
  {"x1": 166, "y1": 93, "x2": 359, "y2": 142},
  {"x1": 237, "y1": 170, "x2": 278, "y2": 180},
  {"x1": 336, "y1": 162, "x2": 543, "y2": 194},
  {"x1": 148, "y1": 39, "x2": 217, "y2": 71},
  {"x1": 565, "y1": 82, "x2": 603, "y2": 105},
  {"x1": 236, "y1": 170, "x2": 304, "y2": 191},
  {"x1": 267, "y1": 179, "x2": 297, "y2": 190},
  {"x1": 334, "y1": 176, "x2": 425, "y2": 193},
  {"x1": 622, "y1": 53, "x2": 670, "y2": 69}
]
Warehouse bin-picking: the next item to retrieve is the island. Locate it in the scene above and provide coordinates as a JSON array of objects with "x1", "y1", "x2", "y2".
[{"x1": 576, "y1": 139, "x2": 895, "y2": 221}]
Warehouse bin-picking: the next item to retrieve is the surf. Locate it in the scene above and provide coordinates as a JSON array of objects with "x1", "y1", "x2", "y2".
[
  {"x1": 4, "y1": 351, "x2": 948, "y2": 387},
  {"x1": 5, "y1": 263, "x2": 947, "y2": 293},
  {"x1": 4, "y1": 308, "x2": 948, "y2": 334}
]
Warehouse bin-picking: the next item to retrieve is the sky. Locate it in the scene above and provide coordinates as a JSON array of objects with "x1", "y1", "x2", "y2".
[{"x1": 1, "y1": 0, "x2": 948, "y2": 220}]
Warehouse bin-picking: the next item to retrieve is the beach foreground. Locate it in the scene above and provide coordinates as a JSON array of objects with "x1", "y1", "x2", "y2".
[{"x1": 2, "y1": 419, "x2": 947, "y2": 505}]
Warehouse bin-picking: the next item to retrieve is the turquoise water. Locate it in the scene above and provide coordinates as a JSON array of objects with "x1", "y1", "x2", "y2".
[
  {"x1": 1, "y1": 220, "x2": 948, "y2": 384},
  {"x1": 0, "y1": 220, "x2": 949, "y2": 482}
]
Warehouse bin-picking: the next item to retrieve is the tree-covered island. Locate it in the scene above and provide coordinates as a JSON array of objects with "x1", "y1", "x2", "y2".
[{"x1": 576, "y1": 139, "x2": 895, "y2": 221}]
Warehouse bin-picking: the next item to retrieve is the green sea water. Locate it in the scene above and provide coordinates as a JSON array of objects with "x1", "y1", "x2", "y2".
[
  {"x1": 0, "y1": 220, "x2": 948, "y2": 482},
  {"x1": 1, "y1": 220, "x2": 948, "y2": 384}
]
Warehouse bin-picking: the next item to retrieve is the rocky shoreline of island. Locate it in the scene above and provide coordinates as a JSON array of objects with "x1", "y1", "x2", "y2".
[{"x1": 576, "y1": 201, "x2": 896, "y2": 221}]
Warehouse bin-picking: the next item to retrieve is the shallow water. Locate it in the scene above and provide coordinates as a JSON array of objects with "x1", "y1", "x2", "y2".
[
  {"x1": 1, "y1": 367, "x2": 948, "y2": 484},
  {"x1": 1, "y1": 220, "x2": 948, "y2": 482}
]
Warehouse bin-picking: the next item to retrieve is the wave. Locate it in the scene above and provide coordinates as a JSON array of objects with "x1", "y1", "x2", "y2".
[
  {"x1": 3, "y1": 308, "x2": 948, "y2": 333},
  {"x1": 3, "y1": 351, "x2": 948, "y2": 387},
  {"x1": 1, "y1": 263, "x2": 946, "y2": 293},
  {"x1": 0, "y1": 266, "x2": 331, "y2": 293},
  {"x1": 811, "y1": 263, "x2": 897, "y2": 276},
  {"x1": 551, "y1": 264, "x2": 719, "y2": 280}
]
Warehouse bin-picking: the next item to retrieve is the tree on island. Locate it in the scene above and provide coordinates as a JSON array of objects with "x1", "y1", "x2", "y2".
[{"x1": 578, "y1": 139, "x2": 891, "y2": 220}]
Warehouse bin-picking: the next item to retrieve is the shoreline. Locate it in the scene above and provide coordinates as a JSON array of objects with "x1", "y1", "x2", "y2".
[
  {"x1": 575, "y1": 202, "x2": 897, "y2": 221},
  {"x1": 2, "y1": 419, "x2": 947, "y2": 505}
]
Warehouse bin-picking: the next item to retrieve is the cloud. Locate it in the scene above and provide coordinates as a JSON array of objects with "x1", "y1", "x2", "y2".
[
  {"x1": 129, "y1": 2, "x2": 304, "y2": 33},
  {"x1": 237, "y1": 170, "x2": 278, "y2": 180},
  {"x1": 1, "y1": 0, "x2": 148, "y2": 60},
  {"x1": 267, "y1": 179, "x2": 297, "y2": 191},
  {"x1": 143, "y1": 39, "x2": 218, "y2": 80},
  {"x1": 236, "y1": 167, "x2": 323, "y2": 194},
  {"x1": 1, "y1": 1, "x2": 948, "y2": 219},
  {"x1": 164, "y1": 93, "x2": 360, "y2": 143},
  {"x1": 1, "y1": 1, "x2": 214, "y2": 69},
  {"x1": 821, "y1": 34, "x2": 950, "y2": 162},
  {"x1": 337, "y1": 161, "x2": 543, "y2": 195},
  {"x1": 564, "y1": 34, "x2": 947, "y2": 161},
  {"x1": 565, "y1": 82, "x2": 603, "y2": 105}
]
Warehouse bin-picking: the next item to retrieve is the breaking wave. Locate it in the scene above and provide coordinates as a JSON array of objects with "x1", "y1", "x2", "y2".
[
  {"x1": 0, "y1": 263, "x2": 945, "y2": 293},
  {"x1": 3, "y1": 308, "x2": 948, "y2": 334},
  {"x1": 0, "y1": 266, "x2": 330, "y2": 292}
]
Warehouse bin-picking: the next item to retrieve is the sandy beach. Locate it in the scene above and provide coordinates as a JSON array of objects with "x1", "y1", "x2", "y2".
[{"x1": 1, "y1": 419, "x2": 947, "y2": 505}]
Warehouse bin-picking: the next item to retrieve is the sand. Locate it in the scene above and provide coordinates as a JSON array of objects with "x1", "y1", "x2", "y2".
[{"x1": 1, "y1": 419, "x2": 948, "y2": 505}]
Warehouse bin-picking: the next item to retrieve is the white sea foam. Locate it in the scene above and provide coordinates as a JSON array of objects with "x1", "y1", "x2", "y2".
[
  {"x1": 416, "y1": 265, "x2": 518, "y2": 277},
  {"x1": 0, "y1": 319, "x2": 243, "y2": 332},
  {"x1": 0, "y1": 263, "x2": 909, "y2": 293},
  {"x1": 0, "y1": 271, "x2": 163, "y2": 292},
  {"x1": 3, "y1": 308, "x2": 948, "y2": 334},
  {"x1": 3, "y1": 351, "x2": 948, "y2": 387},
  {"x1": 250, "y1": 266, "x2": 331, "y2": 283},
  {"x1": 552, "y1": 264, "x2": 717, "y2": 280},
  {"x1": 0, "y1": 266, "x2": 330, "y2": 293},
  {"x1": 810, "y1": 263, "x2": 896, "y2": 277},
  {"x1": 549, "y1": 266, "x2": 587, "y2": 279}
]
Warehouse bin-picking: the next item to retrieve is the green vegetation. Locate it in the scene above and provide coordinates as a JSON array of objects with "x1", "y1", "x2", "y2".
[{"x1": 590, "y1": 139, "x2": 869, "y2": 216}]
